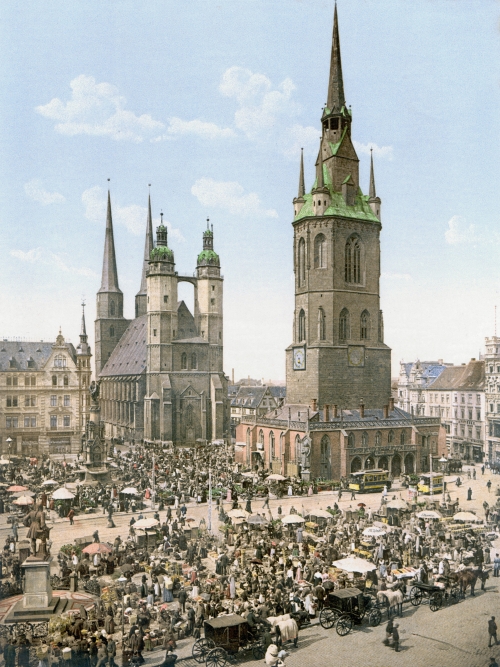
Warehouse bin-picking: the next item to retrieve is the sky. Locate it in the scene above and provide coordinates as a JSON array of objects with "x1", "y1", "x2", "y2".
[{"x1": 0, "y1": 0, "x2": 499, "y2": 382}]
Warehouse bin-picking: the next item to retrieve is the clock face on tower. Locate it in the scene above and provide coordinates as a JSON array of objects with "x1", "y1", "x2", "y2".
[{"x1": 293, "y1": 346, "x2": 306, "y2": 370}]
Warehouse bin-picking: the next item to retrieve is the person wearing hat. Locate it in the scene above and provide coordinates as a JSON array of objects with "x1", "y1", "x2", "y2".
[
  {"x1": 265, "y1": 644, "x2": 283, "y2": 667},
  {"x1": 392, "y1": 624, "x2": 400, "y2": 652}
]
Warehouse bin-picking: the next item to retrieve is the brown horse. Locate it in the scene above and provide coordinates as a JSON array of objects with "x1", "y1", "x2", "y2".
[{"x1": 451, "y1": 568, "x2": 489, "y2": 596}]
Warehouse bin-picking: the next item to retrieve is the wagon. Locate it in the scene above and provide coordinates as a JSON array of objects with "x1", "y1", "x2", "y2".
[
  {"x1": 409, "y1": 580, "x2": 460, "y2": 612},
  {"x1": 319, "y1": 587, "x2": 382, "y2": 635},
  {"x1": 192, "y1": 614, "x2": 265, "y2": 667}
]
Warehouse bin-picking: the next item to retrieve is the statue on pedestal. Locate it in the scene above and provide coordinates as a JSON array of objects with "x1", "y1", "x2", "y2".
[{"x1": 24, "y1": 504, "x2": 51, "y2": 557}]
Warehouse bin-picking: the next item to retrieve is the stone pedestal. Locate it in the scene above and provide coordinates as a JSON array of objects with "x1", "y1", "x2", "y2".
[{"x1": 22, "y1": 556, "x2": 52, "y2": 609}]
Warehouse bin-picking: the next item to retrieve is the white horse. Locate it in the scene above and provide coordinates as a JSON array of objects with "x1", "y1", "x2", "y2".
[{"x1": 376, "y1": 589, "x2": 404, "y2": 617}]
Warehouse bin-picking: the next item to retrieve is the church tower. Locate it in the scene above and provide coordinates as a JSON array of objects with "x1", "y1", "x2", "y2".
[
  {"x1": 286, "y1": 3, "x2": 391, "y2": 410},
  {"x1": 94, "y1": 191, "x2": 131, "y2": 375},
  {"x1": 135, "y1": 191, "x2": 154, "y2": 318},
  {"x1": 76, "y1": 302, "x2": 92, "y2": 429}
]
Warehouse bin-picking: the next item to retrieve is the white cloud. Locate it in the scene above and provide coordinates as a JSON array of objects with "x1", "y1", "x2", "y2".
[
  {"x1": 191, "y1": 177, "x2": 278, "y2": 218},
  {"x1": 82, "y1": 186, "x2": 185, "y2": 241},
  {"x1": 445, "y1": 215, "x2": 479, "y2": 245},
  {"x1": 219, "y1": 66, "x2": 298, "y2": 141},
  {"x1": 283, "y1": 124, "x2": 319, "y2": 159},
  {"x1": 36, "y1": 75, "x2": 164, "y2": 143},
  {"x1": 163, "y1": 117, "x2": 235, "y2": 140},
  {"x1": 353, "y1": 141, "x2": 394, "y2": 160},
  {"x1": 10, "y1": 247, "x2": 96, "y2": 278},
  {"x1": 24, "y1": 179, "x2": 65, "y2": 205}
]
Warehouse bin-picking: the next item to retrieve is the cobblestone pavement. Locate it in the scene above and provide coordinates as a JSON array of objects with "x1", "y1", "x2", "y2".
[{"x1": 0, "y1": 463, "x2": 499, "y2": 666}]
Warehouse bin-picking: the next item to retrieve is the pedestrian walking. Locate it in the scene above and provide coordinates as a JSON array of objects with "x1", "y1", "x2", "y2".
[
  {"x1": 350, "y1": 489, "x2": 356, "y2": 500},
  {"x1": 67, "y1": 508, "x2": 75, "y2": 525},
  {"x1": 467, "y1": 487, "x2": 472, "y2": 501},
  {"x1": 487, "y1": 480, "x2": 492, "y2": 493},
  {"x1": 488, "y1": 616, "x2": 498, "y2": 647},
  {"x1": 392, "y1": 623, "x2": 400, "y2": 652},
  {"x1": 383, "y1": 617, "x2": 394, "y2": 645}
]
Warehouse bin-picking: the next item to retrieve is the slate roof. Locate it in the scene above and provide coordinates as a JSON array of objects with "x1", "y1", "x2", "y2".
[
  {"x1": 230, "y1": 386, "x2": 279, "y2": 409},
  {"x1": 269, "y1": 386, "x2": 286, "y2": 400},
  {"x1": 0, "y1": 340, "x2": 75, "y2": 371},
  {"x1": 401, "y1": 361, "x2": 449, "y2": 388},
  {"x1": 428, "y1": 360, "x2": 485, "y2": 391},
  {"x1": 100, "y1": 315, "x2": 147, "y2": 378}
]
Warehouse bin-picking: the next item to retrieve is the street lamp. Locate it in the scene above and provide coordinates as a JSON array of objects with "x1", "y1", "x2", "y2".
[
  {"x1": 439, "y1": 456, "x2": 448, "y2": 474},
  {"x1": 6, "y1": 437, "x2": 12, "y2": 465}
]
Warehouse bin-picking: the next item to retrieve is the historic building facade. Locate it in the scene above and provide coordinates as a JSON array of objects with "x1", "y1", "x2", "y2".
[
  {"x1": 236, "y1": 6, "x2": 445, "y2": 477},
  {"x1": 484, "y1": 336, "x2": 500, "y2": 464},
  {"x1": 397, "y1": 360, "x2": 450, "y2": 415},
  {"x1": 96, "y1": 194, "x2": 230, "y2": 445},
  {"x1": 0, "y1": 314, "x2": 92, "y2": 458}
]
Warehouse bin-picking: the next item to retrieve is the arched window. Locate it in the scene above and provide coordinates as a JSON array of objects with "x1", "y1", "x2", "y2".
[
  {"x1": 109, "y1": 326, "x2": 115, "y2": 338},
  {"x1": 63, "y1": 375, "x2": 68, "y2": 387},
  {"x1": 52, "y1": 375, "x2": 57, "y2": 386},
  {"x1": 345, "y1": 236, "x2": 361, "y2": 284},
  {"x1": 110, "y1": 300, "x2": 115, "y2": 316},
  {"x1": 314, "y1": 233, "x2": 326, "y2": 268},
  {"x1": 360, "y1": 310, "x2": 370, "y2": 340},
  {"x1": 279, "y1": 432, "x2": 284, "y2": 458},
  {"x1": 270, "y1": 431, "x2": 275, "y2": 459},
  {"x1": 388, "y1": 430, "x2": 394, "y2": 444},
  {"x1": 298, "y1": 237, "x2": 306, "y2": 286},
  {"x1": 400, "y1": 431, "x2": 406, "y2": 446},
  {"x1": 298, "y1": 309, "x2": 306, "y2": 341},
  {"x1": 318, "y1": 308, "x2": 326, "y2": 341},
  {"x1": 295, "y1": 434, "x2": 301, "y2": 462},
  {"x1": 191, "y1": 353, "x2": 197, "y2": 369},
  {"x1": 181, "y1": 353, "x2": 187, "y2": 369},
  {"x1": 320, "y1": 435, "x2": 331, "y2": 478},
  {"x1": 348, "y1": 432, "x2": 355, "y2": 448},
  {"x1": 339, "y1": 308, "x2": 350, "y2": 341},
  {"x1": 375, "y1": 431, "x2": 381, "y2": 446},
  {"x1": 361, "y1": 432, "x2": 368, "y2": 447}
]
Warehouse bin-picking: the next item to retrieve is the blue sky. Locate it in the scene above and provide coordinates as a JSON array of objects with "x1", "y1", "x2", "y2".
[{"x1": 0, "y1": 0, "x2": 499, "y2": 381}]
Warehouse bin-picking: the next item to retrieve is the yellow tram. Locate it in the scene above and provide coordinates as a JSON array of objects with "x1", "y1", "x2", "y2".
[
  {"x1": 417, "y1": 472, "x2": 443, "y2": 495},
  {"x1": 349, "y1": 469, "x2": 391, "y2": 493}
]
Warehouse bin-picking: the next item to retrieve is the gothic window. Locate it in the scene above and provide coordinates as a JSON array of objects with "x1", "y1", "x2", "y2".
[
  {"x1": 110, "y1": 300, "x2": 115, "y2": 316},
  {"x1": 318, "y1": 307, "x2": 326, "y2": 340},
  {"x1": 400, "y1": 431, "x2": 406, "y2": 446},
  {"x1": 298, "y1": 309, "x2": 306, "y2": 342},
  {"x1": 360, "y1": 310, "x2": 370, "y2": 340},
  {"x1": 339, "y1": 308, "x2": 350, "y2": 340},
  {"x1": 270, "y1": 431, "x2": 275, "y2": 459},
  {"x1": 388, "y1": 430, "x2": 394, "y2": 444},
  {"x1": 298, "y1": 237, "x2": 306, "y2": 286},
  {"x1": 320, "y1": 435, "x2": 331, "y2": 478},
  {"x1": 191, "y1": 353, "x2": 197, "y2": 369},
  {"x1": 348, "y1": 432, "x2": 355, "y2": 448},
  {"x1": 110, "y1": 327, "x2": 115, "y2": 338},
  {"x1": 375, "y1": 431, "x2": 381, "y2": 446},
  {"x1": 279, "y1": 432, "x2": 284, "y2": 457},
  {"x1": 361, "y1": 432, "x2": 368, "y2": 447},
  {"x1": 181, "y1": 353, "x2": 187, "y2": 369},
  {"x1": 314, "y1": 233, "x2": 326, "y2": 268},
  {"x1": 295, "y1": 434, "x2": 301, "y2": 462},
  {"x1": 345, "y1": 236, "x2": 361, "y2": 284}
]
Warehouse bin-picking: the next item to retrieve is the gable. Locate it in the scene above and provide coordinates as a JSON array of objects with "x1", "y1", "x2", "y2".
[
  {"x1": 177, "y1": 301, "x2": 197, "y2": 340},
  {"x1": 334, "y1": 132, "x2": 358, "y2": 161}
]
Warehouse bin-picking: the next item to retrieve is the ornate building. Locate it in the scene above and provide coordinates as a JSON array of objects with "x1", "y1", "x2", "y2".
[
  {"x1": 483, "y1": 336, "x2": 500, "y2": 464},
  {"x1": 236, "y1": 5, "x2": 445, "y2": 478},
  {"x1": 96, "y1": 194, "x2": 229, "y2": 445},
  {"x1": 0, "y1": 310, "x2": 92, "y2": 458}
]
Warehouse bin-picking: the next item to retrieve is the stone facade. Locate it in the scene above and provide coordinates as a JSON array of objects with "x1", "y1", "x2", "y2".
[
  {"x1": 484, "y1": 336, "x2": 500, "y2": 465},
  {"x1": 0, "y1": 324, "x2": 92, "y2": 458},
  {"x1": 397, "y1": 360, "x2": 450, "y2": 415}
]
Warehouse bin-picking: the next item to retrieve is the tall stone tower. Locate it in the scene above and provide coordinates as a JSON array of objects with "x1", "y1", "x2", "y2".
[
  {"x1": 76, "y1": 303, "x2": 92, "y2": 429},
  {"x1": 94, "y1": 191, "x2": 131, "y2": 376},
  {"x1": 286, "y1": 4, "x2": 391, "y2": 410},
  {"x1": 135, "y1": 192, "x2": 154, "y2": 318}
]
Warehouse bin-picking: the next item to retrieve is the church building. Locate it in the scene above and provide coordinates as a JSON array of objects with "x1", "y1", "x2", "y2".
[
  {"x1": 96, "y1": 193, "x2": 229, "y2": 446},
  {"x1": 236, "y1": 5, "x2": 446, "y2": 479}
]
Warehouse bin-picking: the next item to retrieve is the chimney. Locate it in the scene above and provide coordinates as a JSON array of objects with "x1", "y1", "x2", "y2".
[
  {"x1": 324, "y1": 404, "x2": 330, "y2": 422},
  {"x1": 383, "y1": 405, "x2": 389, "y2": 419},
  {"x1": 312, "y1": 398, "x2": 318, "y2": 412},
  {"x1": 359, "y1": 402, "x2": 365, "y2": 418},
  {"x1": 333, "y1": 404, "x2": 338, "y2": 418},
  {"x1": 389, "y1": 397, "x2": 395, "y2": 411}
]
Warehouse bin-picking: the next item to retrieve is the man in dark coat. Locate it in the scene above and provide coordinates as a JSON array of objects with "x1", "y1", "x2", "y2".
[
  {"x1": 178, "y1": 587, "x2": 188, "y2": 613},
  {"x1": 4, "y1": 641, "x2": 17, "y2": 667}
]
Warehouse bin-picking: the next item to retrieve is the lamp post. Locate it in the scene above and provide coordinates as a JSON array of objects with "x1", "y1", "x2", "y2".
[
  {"x1": 439, "y1": 456, "x2": 448, "y2": 474},
  {"x1": 6, "y1": 437, "x2": 12, "y2": 466}
]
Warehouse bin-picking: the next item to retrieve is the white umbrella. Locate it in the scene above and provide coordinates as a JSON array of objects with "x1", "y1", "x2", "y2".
[
  {"x1": 453, "y1": 511, "x2": 481, "y2": 522},
  {"x1": 362, "y1": 526, "x2": 386, "y2": 537},
  {"x1": 265, "y1": 474, "x2": 286, "y2": 482},
  {"x1": 416, "y1": 510, "x2": 442, "y2": 520},
  {"x1": 332, "y1": 557, "x2": 376, "y2": 573},
  {"x1": 134, "y1": 518, "x2": 159, "y2": 529},
  {"x1": 227, "y1": 509, "x2": 249, "y2": 519},
  {"x1": 121, "y1": 487, "x2": 139, "y2": 495},
  {"x1": 305, "y1": 509, "x2": 332, "y2": 519},
  {"x1": 52, "y1": 488, "x2": 75, "y2": 500},
  {"x1": 0, "y1": 459, "x2": 10, "y2": 466},
  {"x1": 13, "y1": 496, "x2": 34, "y2": 506},
  {"x1": 42, "y1": 479, "x2": 59, "y2": 487},
  {"x1": 281, "y1": 515, "x2": 305, "y2": 525},
  {"x1": 386, "y1": 499, "x2": 408, "y2": 510}
]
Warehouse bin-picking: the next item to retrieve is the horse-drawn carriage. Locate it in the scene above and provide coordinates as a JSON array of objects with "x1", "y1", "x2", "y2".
[
  {"x1": 319, "y1": 587, "x2": 382, "y2": 635},
  {"x1": 409, "y1": 580, "x2": 460, "y2": 612},
  {"x1": 192, "y1": 615, "x2": 266, "y2": 667}
]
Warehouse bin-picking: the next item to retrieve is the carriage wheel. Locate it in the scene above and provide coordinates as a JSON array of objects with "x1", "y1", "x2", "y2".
[
  {"x1": 368, "y1": 608, "x2": 382, "y2": 627},
  {"x1": 50, "y1": 575, "x2": 61, "y2": 589},
  {"x1": 410, "y1": 587, "x2": 423, "y2": 606},
  {"x1": 319, "y1": 608, "x2": 338, "y2": 629},
  {"x1": 449, "y1": 587, "x2": 460, "y2": 604},
  {"x1": 429, "y1": 592, "x2": 443, "y2": 612},
  {"x1": 192, "y1": 638, "x2": 215, "y2": 663},
  {"x1": 206, "y1": 647, "x2": 228, "y2": 667},
  {"x1": 252, "y1": 642, "x2": 265, "y2": 660},
  {"x1": 336, "y1": 614, "x2": 353, "y2": 636}
]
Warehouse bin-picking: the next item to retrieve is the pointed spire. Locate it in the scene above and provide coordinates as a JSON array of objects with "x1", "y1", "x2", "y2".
[
  {"x1": 369, "y1": 148, "x2": 376, "y2": 198},
  {"x1": 317, "y1": 140, "x2": 325, "y2": 189},
  {"x1": 80, "y1": 302, "x2": 87, "y2": 338},
  {"x1": 77, "y1": 301, "x2": 91, "y2": 356},
  {"x1": 138, "y1": 188, "x2": 153, "y2": 295},
  {"x1": 327, "y1": 3, "x2": 346, "y2": 112},
  {"x1": 99, "y1": 189, "x2": 121, "y2": 293},
  {"x1": 298, "y1": 148, "x2": 305, "y2": 198}
]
